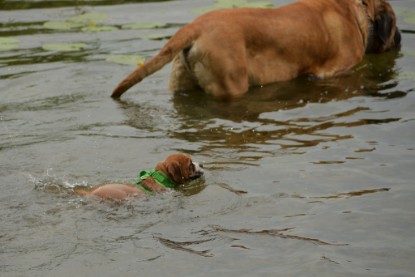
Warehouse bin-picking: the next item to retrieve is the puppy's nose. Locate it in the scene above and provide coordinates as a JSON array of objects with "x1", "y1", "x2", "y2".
[
  {"x1": 193, "y1": 162, "x2": 204, "y2": 176},
  {"x1": 394, "y1": 28, "x2": 401, "y2": 48}
]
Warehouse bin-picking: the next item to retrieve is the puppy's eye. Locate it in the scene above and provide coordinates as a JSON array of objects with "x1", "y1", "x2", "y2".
[{"x1": 189, "y1": 163, "x2": 195, "y2": 172}]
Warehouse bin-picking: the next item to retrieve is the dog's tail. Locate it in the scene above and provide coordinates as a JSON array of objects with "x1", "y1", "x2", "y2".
[{"x1": 111, "y1": 24, "x2": 201, "y2": 98}]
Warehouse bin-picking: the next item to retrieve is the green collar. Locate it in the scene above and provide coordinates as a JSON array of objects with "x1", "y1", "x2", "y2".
[{"x1": 135, "y1": 170, "x2": 177, "y2": 194}]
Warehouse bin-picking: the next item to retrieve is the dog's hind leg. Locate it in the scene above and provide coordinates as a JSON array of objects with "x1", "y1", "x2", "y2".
[
  {"x1": 193, "y1": 52, "x2": 249, "y2": 99},
  {"x1": 169, "y1": 54, "x2": 199, "y2": 92},
  {"x1": 170, "y1": 39, "x2": 249, "y2": 99},
  {"x1": 206, "y1": 64, "x2": 249, "y2": 100}
]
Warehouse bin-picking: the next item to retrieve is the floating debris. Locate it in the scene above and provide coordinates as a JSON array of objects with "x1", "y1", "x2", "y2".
[
  {"x1": 217, "y1": 183, "x2": 247, "y2": 195},
  {"x1": 313, "y1": 188, "x2": 390, "y2": 199},
  {"x1": 156, "y1": 236, "x2": 214, "y2": 257},
  {"x1": 210, "y1": 225, "x2": 348, "y2": 246}
]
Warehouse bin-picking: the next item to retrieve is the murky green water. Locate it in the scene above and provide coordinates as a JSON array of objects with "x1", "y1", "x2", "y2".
[{"x1": 1, "y1": 0, "x2": 415, "y2": 276}]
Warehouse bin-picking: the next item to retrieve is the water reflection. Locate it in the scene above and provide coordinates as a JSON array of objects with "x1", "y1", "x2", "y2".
[
  {"x1": 1, "y1": 0, "x2": 414, "y2": 275},
  {"x1": 117, "y1": 50, "x2": 405, "y2": 161},
  {"x1": 172, "y1": 50, "x2": 403, "y2": 122},
  {"x1": 169, "y1": 50, "x2": 403, "y2": 153}
]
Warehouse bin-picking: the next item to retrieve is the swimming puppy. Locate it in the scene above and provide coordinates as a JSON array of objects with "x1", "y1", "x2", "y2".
[
  {"x1": 74, "y1": 153, "x2": 204, "y2": 200},
  {"x1": 111, "y1": 0, "x2": 400, "y2": 100}
]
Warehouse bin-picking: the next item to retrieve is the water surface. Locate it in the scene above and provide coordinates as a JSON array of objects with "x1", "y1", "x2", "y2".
[{"x1": 1, "y1": 0, "x2": 415, "y2": 276}]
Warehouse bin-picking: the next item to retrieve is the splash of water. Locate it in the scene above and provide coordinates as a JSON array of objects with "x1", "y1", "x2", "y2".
[{"x1": 30, "y1": 168, "x2": 89, "y2": 194}]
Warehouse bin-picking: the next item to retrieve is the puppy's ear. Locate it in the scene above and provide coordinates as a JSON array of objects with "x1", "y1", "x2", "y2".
[
  {"x1": 376, "y1": 11, "x2": 393, "y2": 44},
  {"x1": 167, "y1": 162, "x2": 184, "y2": 184}
]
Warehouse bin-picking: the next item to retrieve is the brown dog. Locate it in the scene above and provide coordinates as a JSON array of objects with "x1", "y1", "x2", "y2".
[
  {"x1": 74, "y1": 153, "x2": 204, "y2": 200},
  {"x1": 111, "y1": 0, "x2": 400, "y2": 100}
]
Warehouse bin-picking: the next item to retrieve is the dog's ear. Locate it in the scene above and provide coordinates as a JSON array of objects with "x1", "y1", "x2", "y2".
[
  {"x1": 362, "y1": 0, "x2": 375, "y2": 21},
  {"x1": 167, "y1": 162, "x2": 185, "y2": 184},
  {"x1": 375, "y1": 11, "x2": 393, "y2": 44}
]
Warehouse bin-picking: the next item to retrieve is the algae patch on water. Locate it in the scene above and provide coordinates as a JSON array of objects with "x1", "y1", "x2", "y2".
[
  {"x1": 121, "y1": 22, "x2": 168, "y2": 30},
  {"x1": 0, "y1": 37, "x2": 20, "y2": 51},
  {"x1": 43, "y1": 12, "x2": 114, "y2": 32},
  {"x1": 42, "y1": 43, "x2": 88, "y2": 52},
  {"x1": 394, "y1": 8, "x2": 415, "y2": 25},
  {"x1": 193, "y1": 0, "x2": 275, "y2": 14},
  {"x1": 106, "y1": 54, "x2": 147, "y2": 66},
  {"x1": 43, "y1": 12, "x2": 170, "y2": 33}
]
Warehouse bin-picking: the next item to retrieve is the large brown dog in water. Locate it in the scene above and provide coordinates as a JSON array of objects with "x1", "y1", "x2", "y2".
[
  {"x1": 75, "y1": 153, "x2": 204, "y2": 201},
  {"x1": 111, "y1": 0, "x2": 401, "y2": 100}
]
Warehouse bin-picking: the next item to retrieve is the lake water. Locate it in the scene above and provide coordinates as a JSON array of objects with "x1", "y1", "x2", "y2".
[{"x1": 1, "y1": 0, "x2": 415, "y2": 276}]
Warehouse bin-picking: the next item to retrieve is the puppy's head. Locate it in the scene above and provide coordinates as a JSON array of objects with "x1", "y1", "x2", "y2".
[
  {"x1": 364, "y1": 0, "x2": 401, "y2": 53},
  {"x1": 155, "y1": 153, "x2": 204, "y2": 185}
]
